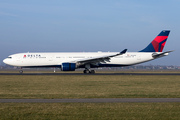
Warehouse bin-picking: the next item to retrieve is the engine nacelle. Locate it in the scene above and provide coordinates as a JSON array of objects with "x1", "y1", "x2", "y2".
[{"x1": 61, "y1": 63, "x2": 76, "y2": 71}]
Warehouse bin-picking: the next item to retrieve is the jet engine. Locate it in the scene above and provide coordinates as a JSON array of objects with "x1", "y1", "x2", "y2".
[{"x1": 61, "y1": 63, "x2": 76, "y2": 71}]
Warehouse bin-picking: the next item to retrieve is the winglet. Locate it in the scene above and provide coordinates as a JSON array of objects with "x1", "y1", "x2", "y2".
[
  {"x1": 108, "y1": 49, "x2": 127, "y2": 58},
  {"x1": 120, "y1": 49, "x2": 127, "y2": 54}
]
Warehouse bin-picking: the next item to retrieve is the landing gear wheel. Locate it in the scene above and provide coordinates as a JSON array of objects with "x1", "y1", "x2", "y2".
[
  {"x1": 19, "y1": 70, "x2": 23, "y2": 74},
  {"x1": 90, "y1": 70, "x2": 95, "y2": 74},
  {"x1": 83, "y1": 70, "x2": 88, "y2": 74}
]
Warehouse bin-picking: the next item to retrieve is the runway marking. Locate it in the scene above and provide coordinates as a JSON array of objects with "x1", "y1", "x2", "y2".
[{"x1": 1, "y1": 98, "x2": 180, "y2": 103}]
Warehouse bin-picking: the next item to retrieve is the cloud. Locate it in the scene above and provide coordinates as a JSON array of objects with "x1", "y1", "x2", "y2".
[{"x1": 0, "y1": 12, "x2": 18, "y2": 17}]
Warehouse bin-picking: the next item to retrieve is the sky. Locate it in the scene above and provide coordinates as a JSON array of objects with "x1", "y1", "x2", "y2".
[{"x1": 0, "y1": 0, "x2": 180, "y2": 66}]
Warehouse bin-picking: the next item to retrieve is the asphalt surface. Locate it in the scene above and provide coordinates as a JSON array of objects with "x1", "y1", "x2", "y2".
[
  {"x1": 0, "y1": 98, "x2": 180, "y2": 103},
  {"x1": 1, "y1": 73, "x2": 180, "y2": 75}
]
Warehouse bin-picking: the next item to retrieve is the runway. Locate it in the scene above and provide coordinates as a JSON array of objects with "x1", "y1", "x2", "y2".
[
  {"x1": 0, "y1": 72, "x2": 180, "y2": 75},
  {"x1": 0, "y1": 98, "x2": 180, "y2": 103}
]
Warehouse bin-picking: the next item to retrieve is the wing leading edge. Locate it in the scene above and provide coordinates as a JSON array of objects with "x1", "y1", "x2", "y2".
[{"x1": 73, "y1": 49, "x2": 127, "y2": 66}]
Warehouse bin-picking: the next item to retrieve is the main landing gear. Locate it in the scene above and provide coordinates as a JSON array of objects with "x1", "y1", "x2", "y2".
[
  {"x1": 83, "y1": 69, "x2": 95, "y2": 74},
  {"x1": 83, "y1": 64, "x2": 95, "y2": 74}
]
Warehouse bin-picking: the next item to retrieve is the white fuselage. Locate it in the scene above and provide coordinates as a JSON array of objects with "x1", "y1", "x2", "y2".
[{"x1": 3, "y1": 52, "x2": 167, "y2": 68}]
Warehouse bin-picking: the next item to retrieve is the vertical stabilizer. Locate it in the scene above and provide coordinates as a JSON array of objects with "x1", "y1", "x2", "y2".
[{"x1": 139, "y1": 30, "x2": 170, "y2": 52}]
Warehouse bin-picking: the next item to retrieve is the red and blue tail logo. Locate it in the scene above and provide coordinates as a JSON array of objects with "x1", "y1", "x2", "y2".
[{"x1": 140, "y1": 30, "x2": 170, "y2": 52}]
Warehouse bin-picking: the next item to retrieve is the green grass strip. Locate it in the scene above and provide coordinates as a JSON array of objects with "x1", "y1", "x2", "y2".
[
  {"x1": 0, "y1": 75, "x2": 180, "y2": 99},
  {"x1": 0, "y1": 103, "x2": 180, "y2": 120}
]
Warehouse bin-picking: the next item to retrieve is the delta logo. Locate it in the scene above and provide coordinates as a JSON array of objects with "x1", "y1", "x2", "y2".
[{"x1": 23, "y1": 54, "x2": 41, "y2": 58}]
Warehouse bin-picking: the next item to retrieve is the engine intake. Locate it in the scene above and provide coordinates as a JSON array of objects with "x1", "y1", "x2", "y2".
[{"x1": 61, "y1": 63, "x2": 76, "y2": 71}]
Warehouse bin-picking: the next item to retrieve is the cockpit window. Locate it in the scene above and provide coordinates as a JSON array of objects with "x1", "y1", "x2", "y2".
[{"x1": 8, "y1": 57, "x2": 12, "y2": 59}]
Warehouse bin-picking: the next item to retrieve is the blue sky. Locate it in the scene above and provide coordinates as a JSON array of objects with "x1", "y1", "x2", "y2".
[{"x1": 0, "y1": 0, "x2": 180, "y2": 65}]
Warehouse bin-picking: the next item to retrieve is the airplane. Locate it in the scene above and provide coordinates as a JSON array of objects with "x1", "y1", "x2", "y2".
[{"x1": 3, "y1": 30, "x2": 173, "y2": 74}]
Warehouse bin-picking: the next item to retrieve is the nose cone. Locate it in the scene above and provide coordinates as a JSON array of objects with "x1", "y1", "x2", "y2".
[
  {"x1": 3, "y1": 58, "x2": 13, "y2": 66},
  {"x1": 3, "y1": 59, "x2": 8, "y2": 64}
]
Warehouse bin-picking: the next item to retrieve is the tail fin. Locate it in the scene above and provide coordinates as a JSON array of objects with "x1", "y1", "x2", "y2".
[{"x1": 139, "y1": 30, "x2": 170, "y2": 52}]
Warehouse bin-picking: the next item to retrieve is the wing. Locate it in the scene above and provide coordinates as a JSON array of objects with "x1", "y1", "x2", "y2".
[{"x1": 73, "y1": 49, "x2": 127, "y2": 66}]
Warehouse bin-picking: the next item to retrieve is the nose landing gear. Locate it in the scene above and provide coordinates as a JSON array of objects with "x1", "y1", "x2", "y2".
[
  {"x1": 19, "y1": 70, "x2": 23, "y2": 74},
  {"x1": 19, "y1": 68, "x2": 23, "y2": 74}
]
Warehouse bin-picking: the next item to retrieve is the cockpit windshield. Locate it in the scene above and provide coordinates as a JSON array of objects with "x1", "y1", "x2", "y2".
[{"x1": 8, "y1": 57, "x2": 12, "y2": 59}]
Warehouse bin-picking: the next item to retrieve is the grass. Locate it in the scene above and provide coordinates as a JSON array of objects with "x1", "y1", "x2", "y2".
[
  {"x1": 0, "y1": 103, "x2": 180, "y2": 120},
  {"x1": 1, "y1": 74, "x2": 180, "y2": 119},
  {"x1": 0, "y1": 75, "x2": 180, "y2": 98}
]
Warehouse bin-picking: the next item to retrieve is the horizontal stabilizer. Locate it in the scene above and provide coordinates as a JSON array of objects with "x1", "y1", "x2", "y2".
[{"x1": 152, "y1": 50, "x2": 174, "y2": 58}]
